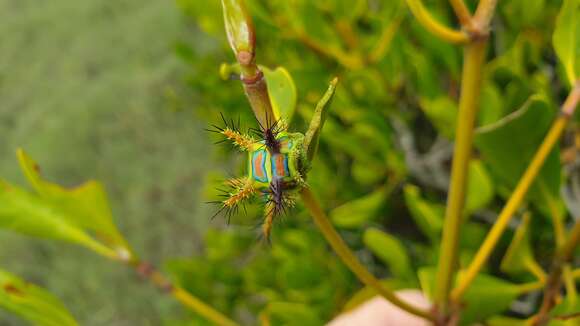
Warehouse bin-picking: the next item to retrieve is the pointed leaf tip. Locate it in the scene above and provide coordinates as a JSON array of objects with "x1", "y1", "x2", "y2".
[{"x1": 304, "y1": 78, "x2": 339, "y2": 162}]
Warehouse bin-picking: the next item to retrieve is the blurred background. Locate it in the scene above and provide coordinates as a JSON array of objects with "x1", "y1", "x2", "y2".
[
  {"x1": 0, "y1": 0, "x2": 212, "y2": 324},
  {"x1": 0, "y1": 0, "x2": 578, "y2": 325}
]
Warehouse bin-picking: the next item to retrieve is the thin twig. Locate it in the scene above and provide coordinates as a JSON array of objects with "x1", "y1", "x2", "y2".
[
  {"x1": 404, "y1": 0, "x2": 469, "y2": 43},
  {"x1": 131, "y1": 260, "x2": 239, "y2": 326},
  {"x1": 448, "y1": 0, "x2": 473, "y2": 27}
]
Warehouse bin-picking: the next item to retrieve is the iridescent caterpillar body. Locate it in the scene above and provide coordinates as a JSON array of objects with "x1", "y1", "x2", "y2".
[{"x1": 210, "y1": 78, "x2": 337, "y2": 240}]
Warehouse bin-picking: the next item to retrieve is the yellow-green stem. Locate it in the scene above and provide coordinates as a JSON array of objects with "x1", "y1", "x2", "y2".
[
  {"x1": 517, "y1": 281, "x2": 545, "y2": 294},
  {"x1": 131, "y1": 261, "x2": 239, "y2": 326},
  {"x1": 300, "y1": 187, "x2": 435, "y2": 322},
  {"x1": 448, "y1": 0, "x2": 472, "y2": 27},
  {"x1": 404, "y1": 0, "x2": 469, "y2": 43},
  {"x1": 434, "y1": 39, "x2": 487, "y2": 311},
  {"x1": 452, "y1": 83, "x2": 580, "y2": 302},
  {"x1": 452, "y1": 117, "x2": 567, "y2": 302},
  {"x1": 524, "y1": 258, "x2": 547, "y2": 282}
]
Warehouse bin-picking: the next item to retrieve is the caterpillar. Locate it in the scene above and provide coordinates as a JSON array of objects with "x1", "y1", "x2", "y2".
[{"x1": 208, "y1": 77, "x2": 338, "y2": 240}]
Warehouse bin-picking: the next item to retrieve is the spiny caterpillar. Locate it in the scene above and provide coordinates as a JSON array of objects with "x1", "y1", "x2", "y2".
[{"x1": 209, "y1": 77, "x2": 337, "y2": 240}]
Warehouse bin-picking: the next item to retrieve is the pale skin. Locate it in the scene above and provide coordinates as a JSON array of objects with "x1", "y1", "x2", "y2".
[{"x1": 328, "y1": 290, "x2": 431, "y2": 326}]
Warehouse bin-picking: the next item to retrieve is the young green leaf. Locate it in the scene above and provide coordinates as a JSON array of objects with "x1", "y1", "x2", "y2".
[
  {"x1": 330, "y1": 187, "x2": 386, "y2": 229},
  {"x1": 456, "y1": 272, "x2": 521, "y2": 325},
  {"x1": 403, "y1": 185, "x2": 444, "y2": 242},
  {"x1": 475, "y1": 95, "x2": 561, "y2": 215},
  {"x1": 304, "y1": 78, "x2": 338, "y2": 162},
  {"x1": 500, "y1": 213, "x2": 538, "y2": 276},
  {"x1": 419, "y1": 95, "x2": 457, "y2": 139},
  {"x1": 0, "y1": 149, "x2": 133, "y2": 260},
  {"x1": 221, "y1": 0, "x2": 255, "y2": 60},
  {"x1": 262, "y1": 66, "x2": 297, "y2": 125},
  {"x1": 466, "y1": 160, "x2": 494, "y2": 214},
  {"x1": 17, "y1": 150, "x2": 131, "y2": 254},
  {"x1": 0, "y1": 268, "x2": 78, "y2": 326},
  {"x1": 553, "y1": 0, "x2": 579, "y2": 85},
  {"x1": 363, "y1": 228, "x2": 412, "y2": 279}
]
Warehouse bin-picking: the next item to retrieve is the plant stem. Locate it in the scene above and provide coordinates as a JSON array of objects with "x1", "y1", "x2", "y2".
[
  {"x1": 434, "y1": 39, "x2": 487, "y2": 312},
  {"x1": 452, "y1": 82, "x2": 580, "y2": 303},
  {"x1": 404, "y1": 0, "x2": 469, "y2": 43},
  {"x1": 531, "y1": 220, "x2": 580, "y2": 326},
  {"x1": 474, "y1": 0, "x2": 499, "y2": 29},
  {"x1": 517, "y1": 281, "x2": 545, "y2": 294},
  {"x1": 299, "y1": 187, "x2": 435, "y2": 322},
  {"x1": 448, "y1": 0, "x2": 472, "y2": 27},
  {"x1": 131, "y1": 260, "x2": 239, "y2": 326},
  {"x1": 524, "y1": 259, "x2": 547, "y2": 282}
]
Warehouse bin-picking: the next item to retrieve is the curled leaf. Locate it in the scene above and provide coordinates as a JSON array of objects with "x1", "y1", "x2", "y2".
[{"x1": 303, "y1": 77, "x2": 338, "y2": 162}]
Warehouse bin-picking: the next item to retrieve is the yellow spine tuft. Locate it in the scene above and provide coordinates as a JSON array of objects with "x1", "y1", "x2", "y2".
[
  {"x1": 222, "y1": 128, "x2": 256, "y2": 151},
  {"x1": 223, "y1": 178, "x2": 255, "y2": 207}
]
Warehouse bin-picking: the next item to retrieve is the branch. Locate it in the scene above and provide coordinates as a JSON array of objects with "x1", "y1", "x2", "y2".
[
  {"x1": 404, "y1": 0, "x2": 469, "y2": 44},
  {"x1": 434, "y1": 40, "x2": 487, "y2": 311},
  {"x1": 131, "y1": 261, "x2": 239, "y2": 326},
  {"x1": 474, "y1": 0, "x2": 499, "y2": 30},
  {"x1": 452, "y1": 82, "x2": 580, "y2": 303},
  {"x1": 448, "y1": 0, "x2": 473, "y2": 27},
  {"x1": 299, "y1": 187, "x2": 435, "y2": 322}
]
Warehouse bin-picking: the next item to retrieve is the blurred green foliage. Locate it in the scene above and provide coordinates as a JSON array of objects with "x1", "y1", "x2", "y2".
[
  {"x1": 0, "y1": 0, "x2": 209, "y2": 325},
  {"x1": 173, "y1": 0, "x2": 579, "y2": 324},
  {"x1": 0, "y1": 0, "x2": 579, "y2": 325}
]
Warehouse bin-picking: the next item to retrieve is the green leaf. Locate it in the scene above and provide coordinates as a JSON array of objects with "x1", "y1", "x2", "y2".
[
  {"x1": 456, "y1": 272, "x2": 521, "y2": 325},
  {"x1": 304, "y1": 78, "x2": 338, "y2": 162},
  {"x1": 550, "y1": 297, "x2": 580, "y2": 322},
  {"x1": 17, "y1": 150, "x2": 131, "y2": 252},
  {"x1": 474, "y1": 95, "x2": 561, "y2": 213},
  {"x1": 0, "y1": 268, "x2": 78, "y2": 326},
  {"x1": 221, "y1": 0, "x2": 255, "y2": 56},
  {"x1": 265, "y1": 302, "x2": 323, "y2": 326},
  {"x1": 553, "y1": 0, "x2": 580, "y2": 85},
  {"x1": 330, "y1": 187, "x2": 386, "y2": 229},
  {"x1": 363, "y1": 228, "x2": 412, "y2": 278},
  {"x1": 419, "y1": 95, "x2": 457, "y2": 139},
  {"x1": 262, "y1": 66, "x2": 297, "y2": 124},
  {"x1": 500, "y1": 213, "x2": 536, "y2": 275},
  {"x1": 403, "y1": 185, "x2": 444, "y2": 242},
  {"x1": 417, "y1": 266, "x2": 437, "y2": 300},
  {"x1": 418, "y1": 268, "x2": 520, "y2": 325},
  {"x1": 0, "y1": 149, "x2": 132, "y2": 260},
  {"x1": 479, "y1": 84, "x2": 505, "y2": 126},
  {"x1": 466, "y1": 160, "x2": 495, "y2": 214}
]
